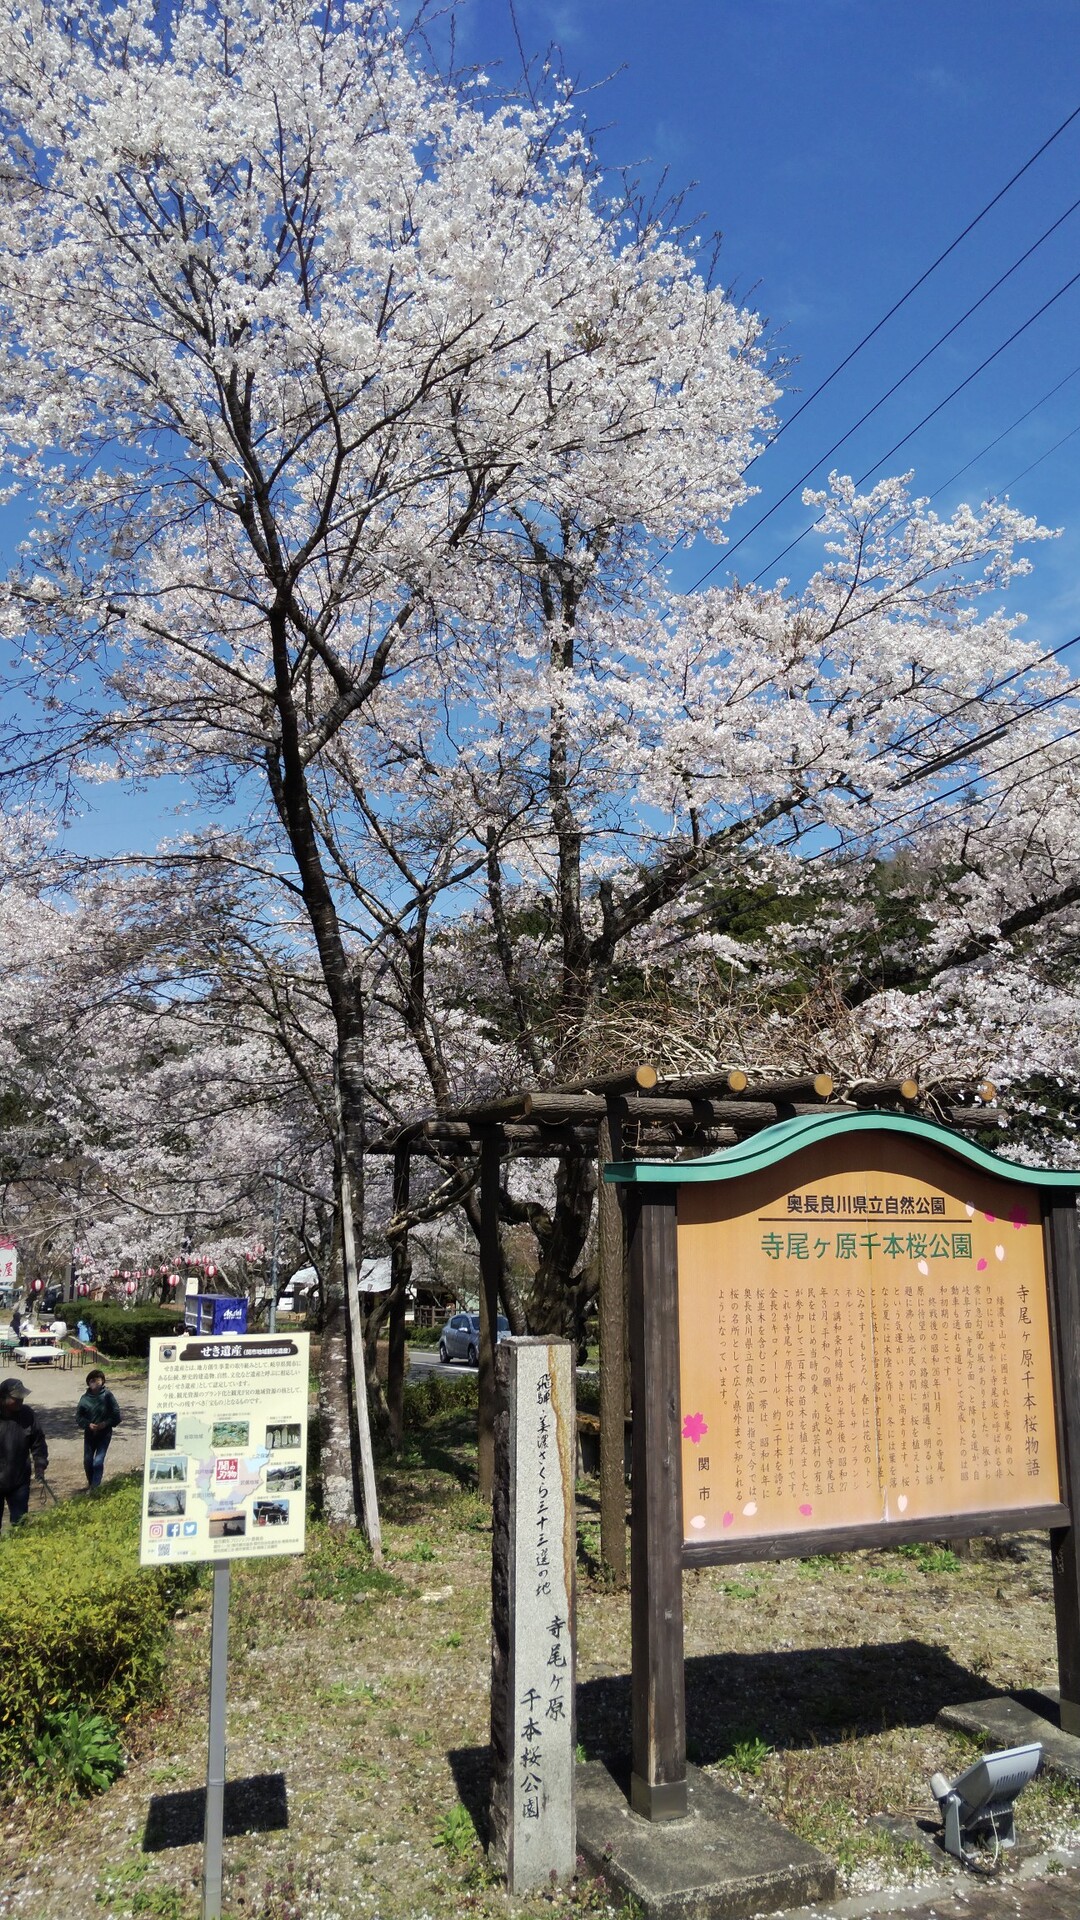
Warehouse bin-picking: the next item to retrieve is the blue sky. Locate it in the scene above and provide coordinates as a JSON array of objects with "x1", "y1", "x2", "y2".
[
  {"x1": 454, "y1": 0, "x2": 1080, "y2": 620},
  {"x1": 42, "y1": 0, "x2": 1080, "y2": 852}
]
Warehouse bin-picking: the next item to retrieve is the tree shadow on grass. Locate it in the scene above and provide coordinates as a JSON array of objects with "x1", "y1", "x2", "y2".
[{"x1": 577, "y1": 1641, "x2": 997, "y2": 1768}]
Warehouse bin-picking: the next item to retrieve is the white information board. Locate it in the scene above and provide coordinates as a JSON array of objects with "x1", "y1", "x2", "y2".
[{"x1": 140, "y1": 1333, "x2": 309, "y2": 1566}]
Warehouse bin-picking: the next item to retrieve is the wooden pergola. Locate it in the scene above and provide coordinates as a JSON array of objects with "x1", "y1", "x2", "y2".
[{"x1": 370, "y1": 1064, "x2": 1003, "y2": 1580}]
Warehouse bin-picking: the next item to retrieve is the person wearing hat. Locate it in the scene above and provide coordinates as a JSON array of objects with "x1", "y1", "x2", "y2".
[{"x1": 0, "y1": 1377, "x2": 48, "y2": 1526}]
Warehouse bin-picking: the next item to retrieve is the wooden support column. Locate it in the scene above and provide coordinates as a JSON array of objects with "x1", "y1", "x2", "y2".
[
  {"x1": 627, "y1": 1186, "x2": 686, "y2": 1821},
  {"x1": 388, "y1": 1143, "x2": 410, "y2": 1450},
  {"x1": 597, "y1": 1111, "x2": 627, "y2": 1587},
  {"x1": 479, "y1": 1132, "x2": 501, "y2": 1500},
  {"x1": 1046, "y1": 1197, "x2": 1080, "y2": 1733}
]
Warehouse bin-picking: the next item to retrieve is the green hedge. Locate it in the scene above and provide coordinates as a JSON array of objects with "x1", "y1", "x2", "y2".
[
  {"x1": 54, "y1": 1302, "x2": 183, "y2": 1358},
  {"x1": 0, "y1": 1475, "x2": 199, "y2": 1774}
]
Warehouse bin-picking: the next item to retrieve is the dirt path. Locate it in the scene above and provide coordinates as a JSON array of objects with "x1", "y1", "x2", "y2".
[{"x1": 1, "y1": 1353, "x2": 148, "y2": 1508}]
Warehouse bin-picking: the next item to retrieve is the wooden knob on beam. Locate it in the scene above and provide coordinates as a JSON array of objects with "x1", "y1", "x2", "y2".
[
  {"x1": 725, "y1": 1069, "x2": 748, "y2": 1093},
  {"x1": 978, "y1": 1080, "x2": 997, "y2": 1104},
  {"x1": 811, "y1": 1073, "x2": 834, "y2": 1099},
  {"x1": 899, "y1": 1079, "x2": 919, "y2": 1102}
]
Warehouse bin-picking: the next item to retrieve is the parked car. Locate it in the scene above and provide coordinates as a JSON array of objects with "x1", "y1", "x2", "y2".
[{"x1": 438, "y1": 1312, "x2": 510, "y2": 1367}]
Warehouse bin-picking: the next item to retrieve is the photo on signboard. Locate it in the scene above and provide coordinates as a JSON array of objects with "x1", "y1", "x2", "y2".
[
  {"x1": 266, "y1": 1462, "x2": 302, "y2": 1492},
  {"x1": 209, "y1": 1510, "x2": 246, "y2": 1539},
  {"x1": 160, "y1": 1344, "x2": 177, "y2": 1363},
  {"x1": 147, "y1": 1487, "x2": 186, "y2": 1517},
  {"x1": 265, "y1": 1421, "x2": 302, "y2": 1451},
  {"x1": 148, "y1": 1455, "x2": 187, "y2": 1484},
  {"x1": 211, "y1": 1418, "x2": 250, "y2": 1448},
  {"x1": 150, "y1": 1411, "x2": 178, "y2": 1450},
  {"x1": 253, "y1": 1498, "x2": 290, "y2": 1526}
]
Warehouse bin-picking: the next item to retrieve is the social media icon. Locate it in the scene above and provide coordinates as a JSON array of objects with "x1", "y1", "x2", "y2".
[
  {"x1": 183, "y1": 1521, "x2": 198, "y2": 1536},
  {"x1": 149, "y1": 1522, "x2": 163, "y2": 1539},
  {"x1": 166, "y1": 1522, "x2": 181, "y2": 1537}
]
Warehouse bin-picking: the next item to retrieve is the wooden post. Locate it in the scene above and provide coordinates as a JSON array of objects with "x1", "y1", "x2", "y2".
[
  {"x1": 340, "y1": 1151, "x2": 383, "y2": 1562},
  {"x1": 597, "y1": 1112, "x2": 627, "y2": 1586},
  {"x1": 626, "y1": 1186, "x2": 687, "y2": 1821},
  {"x1": 479, "y1": 1132, "x2": 501, "y2": 1500},
  {"x1": 1045, "y1": 1197, "x2": 1080, "y2": 1733},
  {"x1": 388, "y1": 1143, "x2": 410, "y2": 1450}
]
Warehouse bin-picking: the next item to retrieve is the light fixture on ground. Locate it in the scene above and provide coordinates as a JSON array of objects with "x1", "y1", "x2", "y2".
[{"x1": 929, "y1": 1741, "x2": 1042, "y2": 1864}]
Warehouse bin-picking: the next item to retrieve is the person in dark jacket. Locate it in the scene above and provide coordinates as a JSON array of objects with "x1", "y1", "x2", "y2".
[
  {"x1": 0, "y1": 1377, "x2": 47, "y2": 1525},
  {"x1": 76, "y1": 1369, "x2": 122, "y2": 1489}
]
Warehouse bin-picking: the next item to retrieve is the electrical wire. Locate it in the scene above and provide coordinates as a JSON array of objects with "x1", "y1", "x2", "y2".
[
  {"x1": 638, "y1": 104, "x2": 1080, "y2": 587},
  {"x1": 684, "y1": 201, "x2": 1080, "y2": 596},
  {"x1": 800, "y1": 718, "x2": 1080, "y2": 866},
  {"x1": 759, "y1": 102, "x2": 1080, "y2": 453},
  {"x1": 928, "y1": 362, "x2": 1080, "y2": 501},
  {"x1": 717, "y1": 261, "x2": 1080, "y2": 599}
]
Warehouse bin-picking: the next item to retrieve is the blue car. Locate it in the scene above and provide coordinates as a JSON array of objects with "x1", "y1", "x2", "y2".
[{"x1": 438, "y1": 1312, "x2": 511, "y2": 1367}]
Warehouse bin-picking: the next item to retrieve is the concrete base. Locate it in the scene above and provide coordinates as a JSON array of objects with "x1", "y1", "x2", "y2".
[
  {"x1": 576, "y1": 1760, "x2": 836, "y2": 1920},
  {"x1": 937, "y1": 1687, "x2": 1080, "y2": 1786}
]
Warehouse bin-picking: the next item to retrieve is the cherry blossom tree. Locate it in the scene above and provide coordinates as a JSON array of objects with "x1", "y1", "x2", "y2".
[{"x1": 2, "y1": 0, "x2": 1079, "y2": 1378}]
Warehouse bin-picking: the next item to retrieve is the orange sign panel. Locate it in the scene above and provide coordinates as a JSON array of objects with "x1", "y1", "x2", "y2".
[{"x1": 676, "y1": 1134, "x2": 1060, "y2": 1550}]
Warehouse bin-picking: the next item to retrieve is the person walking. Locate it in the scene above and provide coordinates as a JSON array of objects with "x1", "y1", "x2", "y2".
[
  {"x1": 0, "y1": 1378, "x2": 47, "y2": 1526},
  {"x1": 76, "y1": 1369, "x2": 122, "y2": 1490}
]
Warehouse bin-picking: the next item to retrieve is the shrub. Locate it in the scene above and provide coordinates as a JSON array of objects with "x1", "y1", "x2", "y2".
[
  {"x1": 403, "y1": 1371, "x2": 478, "y2": 1419},
  {"x1": 53, "y1": 1302, "x2": 183, "y2": 1358},
  {"x1": 26, "y1": 1707, "x2": 126, "y2": 1798},
  {"x1": 0, "y1": 1475, "x2": 199, "y2": 1780}
]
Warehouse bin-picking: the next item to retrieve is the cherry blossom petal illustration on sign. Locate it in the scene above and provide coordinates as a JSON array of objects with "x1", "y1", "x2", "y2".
[
  {"x1": 977, "y1": 1258, "x2": 988, "y2": 1271},
  {"x1": 723, "y1": 1511, "x2": 734, "y2": 1527},
  {"x1": 690, "y1": 1515, "x2": 706, "y2": 1530},
  {"x1": 799, "y1": 1503, "x2": 813, "y2": 1517},
  {"x1": 742, "y1": 1501, "x2": 758, "y2": 1517},
  {"x1": 995, "y1": 1245, "x2": 1006, "y2": 1261},
  {"x1": 682, "y1": 1412, "x2": 708, "y2": 1444}
]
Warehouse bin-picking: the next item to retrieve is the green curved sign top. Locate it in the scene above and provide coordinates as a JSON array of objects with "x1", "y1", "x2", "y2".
[{"x1": 602, "y1": 1108, "x2": 1080, "y2": 1191}]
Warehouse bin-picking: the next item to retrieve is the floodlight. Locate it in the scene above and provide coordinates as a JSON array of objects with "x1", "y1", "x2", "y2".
[{"x1": 929, "y1": 1742, "x2": 1043, "y2": 1865}]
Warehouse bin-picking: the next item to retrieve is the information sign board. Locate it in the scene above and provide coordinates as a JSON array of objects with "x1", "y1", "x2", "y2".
[
  {"x1": 140, "y1": 1333, "x2": 309, "y2": 1566},
  {"x1": 677, "y1": 1131, "x2": 1060, "y2": 1551}
]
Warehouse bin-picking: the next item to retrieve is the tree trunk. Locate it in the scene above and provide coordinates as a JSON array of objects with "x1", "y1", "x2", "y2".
[{"x1": 318, "y1": 1282, "x2": 358, "y2": 1526}]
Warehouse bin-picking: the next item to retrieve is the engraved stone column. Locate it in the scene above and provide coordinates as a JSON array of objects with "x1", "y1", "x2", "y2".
[{"x1": 490, "y1": 1338, "x2": 576, "y2": 1891}]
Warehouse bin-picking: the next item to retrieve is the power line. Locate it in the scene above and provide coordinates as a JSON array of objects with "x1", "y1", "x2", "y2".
[
  {"x1": 640, "y1": 103, "x2": 1080, "y2": 586},
  {"x1": 727, "y1": 261, "x2": 1080, "y2": 599},
  {"x1": 684, "y1": 196, "x2": 1080, "y2": 596},
  {"x1": 995, "y1": 421, "x2": 1080, "y2": 496},
  {"x1": 928, "y1": 362, "x2": 1080, "y2": 501},
  {"x1": 803, "y1": 718, "x2": 1080, "y2": 866},
  {"x1": 759, "y1": 103, "x2": 1080, "y2": 453}
]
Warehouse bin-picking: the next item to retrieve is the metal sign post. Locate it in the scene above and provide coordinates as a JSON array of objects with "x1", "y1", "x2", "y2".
[
  {"x1": 140, "y1": 1332, "x2": 311, "y2": 1913},
  {"x1": 202, "y1": 1562, "x2": 232, "y2": 1920}
]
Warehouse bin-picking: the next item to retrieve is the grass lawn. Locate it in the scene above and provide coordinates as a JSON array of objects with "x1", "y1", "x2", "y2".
[{"x1": 3, "y1": 1376, "x2": 1080, "y2": 1919}]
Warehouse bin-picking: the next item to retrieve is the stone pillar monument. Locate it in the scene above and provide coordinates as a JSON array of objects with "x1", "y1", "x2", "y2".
[{"x1": 489, "y1": 1337, "x2": 576, "y2": 1892}]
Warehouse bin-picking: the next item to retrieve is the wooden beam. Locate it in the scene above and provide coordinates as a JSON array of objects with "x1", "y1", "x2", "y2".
[
  {"x1": 387, "y1": 1143, "x2": 409, "y2": 1450},
  {"x1": 627, "y1": 1186, "x2": 687, "y2": 1820},
  {"x1": 850, "y1": 1079, "x2": 920, "y2": 1104},
  {"x1": 597, "y1": 1110, "x2": 627, "y2": 1588},
  {"x1": 559, "y1": 1064, "x2": 658, "y2": 1096},
  {"x1": 652, "y1": 1068, "x2": 749, "y2": 1097},
  {"x1": 478, "y1": 1134, "x2": 501, "y2": 1501},
  {"x1": 1045, "y1": 1198, "x2": 1080, "y2": 1735}
]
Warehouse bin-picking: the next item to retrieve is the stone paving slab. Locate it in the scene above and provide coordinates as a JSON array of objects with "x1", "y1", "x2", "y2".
[
  {"x1": 576, "y1": 1760, "x2": 835, "y2": 1920},
  {"x1": 766, "y1": 1848, "x2": 1080, "y2": 1920},
  {"x1": 937, "y1": 1689, "x2": 1080, "y2": 1786}
]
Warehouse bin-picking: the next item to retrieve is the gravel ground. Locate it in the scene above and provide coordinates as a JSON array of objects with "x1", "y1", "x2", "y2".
[
  {"x1": 4, "y1": 1394, "x2": 1080, "y2": 1920},
  {"x1": 0, "y1": 1351, "x2": 148, "y2": 1510}
]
